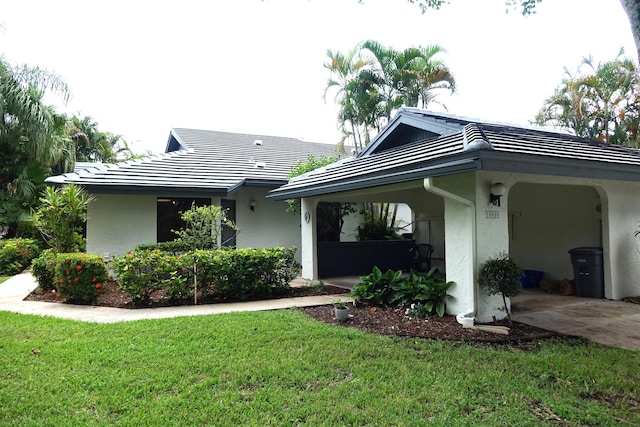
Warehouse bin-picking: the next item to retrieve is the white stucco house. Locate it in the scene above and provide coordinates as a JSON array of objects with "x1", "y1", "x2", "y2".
[
  {"x1": 46, "y1": 129, "x2": 338, "y2": 260},
  {"x1": 268, "y1": 108, "x2": 640, "y2": 323}
]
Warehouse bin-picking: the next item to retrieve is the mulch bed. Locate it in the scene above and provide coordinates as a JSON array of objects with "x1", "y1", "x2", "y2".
[{"x1": 301, "y1": 303, "x2": 565, "y2": 345}]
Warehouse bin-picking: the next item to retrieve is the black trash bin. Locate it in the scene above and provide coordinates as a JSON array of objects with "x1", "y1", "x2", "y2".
[{"x1": 568, "y1": 247, "x2": 604, "y2": 298}]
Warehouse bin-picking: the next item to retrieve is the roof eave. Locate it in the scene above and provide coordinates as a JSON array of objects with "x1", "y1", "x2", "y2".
[{"x1": 268, "y1": 157, "x2": 479, "y2": 200}]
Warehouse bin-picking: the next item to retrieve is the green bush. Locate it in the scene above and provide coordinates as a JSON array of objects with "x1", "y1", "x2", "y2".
[
  {"x1": 0, "y1": 238, "x2": 41, "y2": 275},
  {"x1": 54, "y1": 253, "x2": 109, "y2": 305},
  {"x1": 193, "y1": 247, "x2": 299, "y2": 300},
  {"x1": 350, "y1": 266, "x2": 454, "y2": 317},
  {"x1": 350, "y1": 266, "x2": 403, "y2": 306},
  {"x1": 111, "y1": 250, "x2": 189, "y2": 306},
  {"x1": 30, "y1": 249, "x2": 58, "y2": 292},
  {"x1": 135, "y1": 240, "x2": 192, "y2": 254},
  {"x1": 112, "y1": 247, "x2": 299, "y2": 304},
  {"x1": 389, "y1": 269, "x2": 453, "y2": 317},
  {"x1": 478, "y1": 252, "x2": 523, "y2": 325}
]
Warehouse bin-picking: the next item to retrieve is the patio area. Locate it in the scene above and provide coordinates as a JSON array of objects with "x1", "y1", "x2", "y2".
[{"x1": 512, "y1": 289, "x2": 640, "y2": 350}]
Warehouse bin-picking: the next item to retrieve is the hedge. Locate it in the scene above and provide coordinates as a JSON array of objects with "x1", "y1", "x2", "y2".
[
  {"x1": 0, "y1": 238, "x2": 41, "y2": 275},
  {"x1": 112, "y1": 247, "x2": 299, "y2": 305}
]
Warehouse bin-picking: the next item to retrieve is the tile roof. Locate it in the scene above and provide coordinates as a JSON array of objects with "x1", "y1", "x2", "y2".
[
  {"x1": 268, "y1": 109, "x2": 640, "y2": 200},
  {"x1": 47, "y1": 129, "x2": 338, "y2": 196}
]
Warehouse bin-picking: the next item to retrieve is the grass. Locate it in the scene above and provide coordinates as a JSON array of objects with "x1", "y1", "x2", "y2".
[
  {"x1": 0, "y1": 276, "x2": 9, "y2": 284},
  {"x1": 0, "y1": 310, "x2": 638, "y2": 426}
]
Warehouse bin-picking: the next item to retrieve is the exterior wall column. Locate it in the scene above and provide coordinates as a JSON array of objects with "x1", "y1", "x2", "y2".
[
  {"x1": 599, "y1": 183, "x2": 640, "y2": 299},
  {"x1": 474, "y1": 174, "x2": 511, "y2": 322},
  {"x1": 300, "y1": 197, "x2": 319, "y2": 280}
]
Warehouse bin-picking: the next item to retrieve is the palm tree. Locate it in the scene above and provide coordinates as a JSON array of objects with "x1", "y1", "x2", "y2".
[
  {"x1": 0, "y1": 58, "x2": 72, "y2": 236},
  {"x1": 535, "y1": 50, "x2": 640, "y2": 147},
  {"x1": 359, "y1": 40, "x2": 456, "y2": 120}
]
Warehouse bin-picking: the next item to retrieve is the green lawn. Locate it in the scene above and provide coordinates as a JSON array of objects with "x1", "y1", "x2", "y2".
[
  {"x1": 0, "y1": 310, "x2": 638, "y2": 426},
  {"x1": 0, "y1": 276, "x2": 9, "y2": 284}
]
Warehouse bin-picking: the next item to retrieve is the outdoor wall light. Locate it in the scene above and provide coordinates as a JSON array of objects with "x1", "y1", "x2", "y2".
[
  {"x1": 250, "y1": 200, "x2": 257, "y2": 212},
  {"x1": 489, "y1": 183, "x2": 506, "y2": 207}
]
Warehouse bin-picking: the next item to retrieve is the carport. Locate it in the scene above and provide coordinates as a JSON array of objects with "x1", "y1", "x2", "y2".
[{"x1": 268, "y1": 108, "x2": 640, "y2": 323}]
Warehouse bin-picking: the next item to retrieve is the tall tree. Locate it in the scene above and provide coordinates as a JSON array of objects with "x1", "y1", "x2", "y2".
[
  {"x1": 0, "y1": 58, "x2": 72, "y2": 237},
  {"x1": 534, "y1": 50, "x2": 640, "y2": 146},
  {"x1": 325, "y1": 40, "x2": 455, "y2": 152},
  {"x1": 67, "y1": 114, "x2": 134, "y2": 163}
]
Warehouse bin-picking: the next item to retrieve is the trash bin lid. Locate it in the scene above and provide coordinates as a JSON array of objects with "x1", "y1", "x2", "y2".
[{"x1": 568, "y1": 247, "x2": 603, "y2": 254}]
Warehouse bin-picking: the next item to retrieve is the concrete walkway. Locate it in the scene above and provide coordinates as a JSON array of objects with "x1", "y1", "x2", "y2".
[
  {"x1": 512, "y1": 289, "x2": 640, "y2": 350},
  {"x1": 0, "y1": 272, "x2": 352, "y2": 324}
]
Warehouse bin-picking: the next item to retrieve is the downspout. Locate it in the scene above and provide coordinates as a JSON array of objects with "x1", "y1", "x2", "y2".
[{"x1": 423, "y1": 177, "x2": 477, "y2": 327}]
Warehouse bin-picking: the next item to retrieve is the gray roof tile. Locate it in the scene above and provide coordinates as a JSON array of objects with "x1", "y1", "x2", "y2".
[
  {"x1": 47, "y1": 129, "x2": 338, "y2": 195},
  {"x1": 268, "y1": 109, "x2": 640, "y2": 200}
]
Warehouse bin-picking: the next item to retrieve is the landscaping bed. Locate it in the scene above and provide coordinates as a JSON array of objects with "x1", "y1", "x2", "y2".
[{"x1": 302, "y1": 303, "x2": 565, "y2": 344}]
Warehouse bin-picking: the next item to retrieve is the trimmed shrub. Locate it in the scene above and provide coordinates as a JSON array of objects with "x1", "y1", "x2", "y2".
[
  {"x1": 0, "y1": 238, "x2": 41, "y2": 275},
  {"x1": 54, "y1": 253, "x2": 109, "y2": 305},
  {"x1": 193, "y1": 247, "x2": 299, "y2": 300},
  {"x1": 111, "y1": 250, "x2": 189, "y2": 306},
  {"x1": 30, "y1": 249, "x2": 59, "y2": 292},
  {"x1": 135, "y1": 240, "x2": 192, "y2": 254},
  {"x1": 478, "y1": 252, "x2": 522, "y2": 326}
]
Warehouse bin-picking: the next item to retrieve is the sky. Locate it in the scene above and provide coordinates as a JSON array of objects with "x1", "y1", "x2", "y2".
[{"x1": 1, "y1": 0, "x2": 636, "y2": 155}]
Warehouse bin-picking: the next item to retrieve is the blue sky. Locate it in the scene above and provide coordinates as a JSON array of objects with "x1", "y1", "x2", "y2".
[{"x1": 2, "y1": 0, "x2": 636, "y2": 154}]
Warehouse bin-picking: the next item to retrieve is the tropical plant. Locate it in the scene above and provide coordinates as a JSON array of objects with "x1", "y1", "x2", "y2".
[
  {"x1": 325, "y1": 40, "x2": 455, "y2": 152},
  {"x1": 32, "y1": 183, "x2": 93, "y2": 253},
  {"x1": 0, "y1": 58, "x2": 72, "y2": 237},
  {"x1": 389, "y1": 268, "x2": 453, "y2": 317},
  {"x1": 534, "y1": 49, "x2": 640, "y2": 147},
  {"x1": 66, "y1": 114, "x2": 135, "y2": 163},
  {"x1": 350, "y1": 266, "x2": 403, "y2": 306},
  {"x1": 172, "y1": 203, "x2": 237, "y2": 250},
  {"x1": 478, "y1": 253, "x2": 523, "y2": 326}
]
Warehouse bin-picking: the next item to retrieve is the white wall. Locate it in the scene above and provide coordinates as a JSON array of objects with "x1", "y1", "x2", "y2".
[
  {"x1": 86, "y1": 194, "x2": 156, "y2": 257},
  {"x1": 86, "y1": 188, "x2": 304, "y2": 262},
  {"x1": 508, "y1": 183, "x2": 600, "y2": 281},
  {"x1": 232, "y1": 188, "x2": 303, "y2": 261}
]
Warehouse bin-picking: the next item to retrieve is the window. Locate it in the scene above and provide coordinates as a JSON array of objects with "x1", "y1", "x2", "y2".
[{"x1": 157, "y1": 197, "x2": 210, "y2": 242}]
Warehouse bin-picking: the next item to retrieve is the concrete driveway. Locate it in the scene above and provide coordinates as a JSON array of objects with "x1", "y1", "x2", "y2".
[{"x1": 512, "y1": 289, "x2": 640, "y2": 350}]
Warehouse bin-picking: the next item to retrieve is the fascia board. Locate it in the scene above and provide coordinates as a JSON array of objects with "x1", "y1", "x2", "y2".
[{"x1": 479, "y1": 151, "x2": 640, "y2": 182}]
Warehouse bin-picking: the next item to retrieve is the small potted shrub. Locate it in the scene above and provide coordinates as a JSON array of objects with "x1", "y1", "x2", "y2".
[
  {"x1": 333, "y1": 299, "x2": 349, "y2": 321},
  {"x1": 478, "y1": 252, "x2": 522, "y2": 326}
]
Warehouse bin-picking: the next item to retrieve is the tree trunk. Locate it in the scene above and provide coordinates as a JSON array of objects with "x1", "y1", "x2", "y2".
[{"x1": 620, "y1": 0, "x2": 640, "y2": 61}]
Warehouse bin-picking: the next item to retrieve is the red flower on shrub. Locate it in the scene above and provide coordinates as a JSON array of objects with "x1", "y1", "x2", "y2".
[
  {"x1": 95, "y1": 283, "x2": 102, "y2": 289},
  {"x1": 92, "y1": 278, "x2": 97, "y2": 282},
  {"x1": 77, "y1": 264, "x2": 82, "y2": 271},
  {"x1": 74, "y1": 277, "x2": 79, "y2": 282}
]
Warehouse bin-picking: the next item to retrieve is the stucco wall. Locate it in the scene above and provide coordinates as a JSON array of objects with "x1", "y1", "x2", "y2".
[
  {"x1": 232, "y1": 188, "x2": 303, "y2": 260},
  {"x1": 86, "y1": 194, "x2": 156, "y2": 257},
  {"x1": 508, "y1": 183, "x2": 600, "y2": 281},
  {"x1": 86, "y1": 189, "x2": 304, "y2": 262}
]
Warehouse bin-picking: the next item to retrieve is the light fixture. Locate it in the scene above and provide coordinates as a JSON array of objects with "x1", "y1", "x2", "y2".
[
  {"x1": 250, "y1": 200, "x2": 257, "y2": 212},
  {"x1": 489, "y1": 183, "x2": 506, "y2": 207}
]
